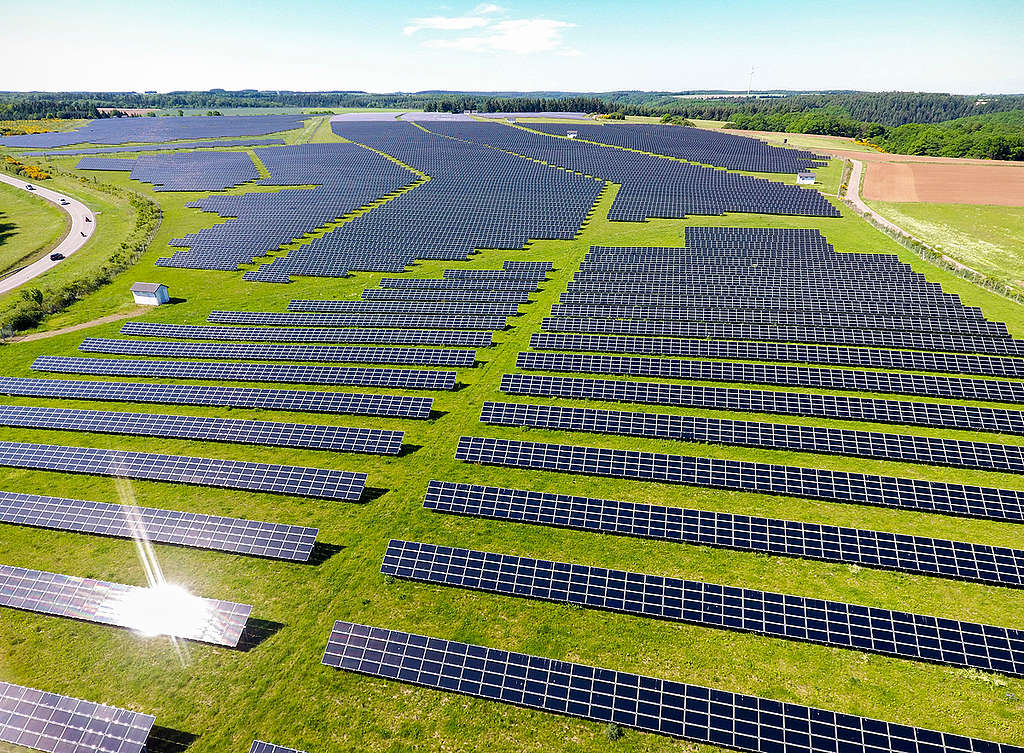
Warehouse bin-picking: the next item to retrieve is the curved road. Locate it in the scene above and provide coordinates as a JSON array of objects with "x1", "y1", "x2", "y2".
[{"x1": 0, "y1": 172, "x2": 96, "y2": 296}]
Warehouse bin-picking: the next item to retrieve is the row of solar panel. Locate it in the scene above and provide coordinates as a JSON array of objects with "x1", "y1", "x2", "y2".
[{"x1": 120, "y1": 321, "x2": 495, "y2": 346}]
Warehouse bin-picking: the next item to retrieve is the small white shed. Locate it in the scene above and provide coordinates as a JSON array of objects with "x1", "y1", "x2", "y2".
[
  {"x1": 131, "y1": 282, "x2": 169, "y2": 306},
  {"x1": 796, "y1": 171, "x2": 816, "y2": 185}
]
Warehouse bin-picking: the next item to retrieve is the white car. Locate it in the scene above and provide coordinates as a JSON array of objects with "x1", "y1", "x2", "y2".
[{"x1": 25, "y1": 184, "x2": 34, "y2": 190}]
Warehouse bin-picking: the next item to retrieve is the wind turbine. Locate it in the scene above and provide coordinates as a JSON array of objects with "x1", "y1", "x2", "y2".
[{"x1": 747, "y1": 65, "x2": 756, "y2": 97}]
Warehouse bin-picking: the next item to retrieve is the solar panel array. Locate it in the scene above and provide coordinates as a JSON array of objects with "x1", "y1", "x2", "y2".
[
  {"x1": 33, "y1": 355, "x2": 458, "y2": 390},
  {"x1": 423, "y1": 480, "x2": 1024, "y2": 588},
  {"x1": 0, "y1": 377, "x2": 434, "y2": 419},
  {"x1": 250, "y1": 742, "x2": 308, "y2": 753},
  {"x1": 32, "y1": 137, "x2": 286, "y2": 156},
  {"x1": 381, "y1": 539, "x2": 1024, "y2": 675},
  {"x1": 0, "y1": 113, "x2": 306, "y2": 147},
  {"x1": 154, "y1": 143, "x2": 419, "y2": 272},
  {"x1": 119, "y1": 321, "x2": 494, "y2": 346},
  {"x1": 479, "y1": 401, "x2": 1024, "y2": 473},
  {"x1": 0, "y1": 403, "x2": 404, "y2": 455},
  {"x1": 79, "y1": 338, "x2": 478, "y2": 367},
  {"x1": 75, "y1": 151, "x2": 259, "y2": 191},
  {"x1": 322, "y1": 621, "x2": 1024, "y2": 753},
  {"x1": 528, "y1": 122, "x2": 827, "y2": 173},
  {"x1": 206, "y1": 311, "x2": 509, "y2": 329},
  {"x1": 0, "y1": 490, "x2": 318, "y2": 561},
  {"x1": 455, "y1": 436, "x2": 1024, "y2": 522},
  {"x1": 0, "y1": 563, "x2": 252, "y2": 646},
  {"x1": 0, "y1": 681, "x2": 154, "y2": 753},
  {"x1": 285, "y1": 300, "x2": 522, "y2": 316},
  {"x1": 0, "y1": 441, "x2": 366, "y2": 501},
  {"x1": 244, "y1": 122, "x2": 603, "y2": 282},
  {"x1": 423, "y1": 122, "x2": 840, "y2": 220}
]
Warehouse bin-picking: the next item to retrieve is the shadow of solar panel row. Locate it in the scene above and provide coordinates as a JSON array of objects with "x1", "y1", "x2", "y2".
[
  {"x1": 251, "y1": 742, "x2": 308, "y2": 753},
  {"x1": 0, "y1": 377, "x2": 433, "y2": 419},
  {"x1": 244, "y1": 122, "x2": 603, "y2": 282},
  {"x1": 154, "y1": 143, "x2": 419, "y2": 271},
  {"x1": 503, "y1": 260, "x2": 554, "y2": 272},
  {"x1": 378, "y1": 278, "x2": 540, "y2": 290},
  {"x1": 76, "y1": 151, "x2": 260, "y2": 191},
  {"x1": 34, "y1": 137, "x2": 286, "y2": 156},
  {"x1": 206, "y1": 311, "x2": 509, "y2": 329},
  {"x1": 426, "y1": 122, "x2": 840, "y2": 219},
  {"x1": 547, "y1": 305, "x2": 1006, "y2": 338},
  {"x1": 0, "y1": 564, "x2": 252, "y2": 647},
  {"x1": 32, "y1": 356, "x2": 458, "y2": 390},
  {"x1": 456, "y1": 436, "x2": 1024, "y2": 522},
  {"x1": 322, "y1": 621, "x2": 1024, "y2": 753},
  {"x1": 286, "y1": 300, "x2": 522, "y2": 316},
  {"x1": 0, "y1": 441, "x2": 366, "y2": 500},
  {"x1": 500, "y1": 372, "x2": 1024, "y2": 435},
  {"x1": 481, "y1": 401, "x2": 1024, "y2": 474},
  {"x1": 526, "y1": 336, "x2": 1024, "y2": 379},
  {"x1": 0, "y1": 681, "x2": 154, "y2": 753},
  {"x1": 79, "y1": 338, "x2": 478, "y2": 367},
  {"x1": 0, "y1": 113, "x2": 306, "y2": 147},
  {"x1": 423, "y1": 480, "x2": 1024, "y2": 588},
  {"x1": 382, "y1": 539, "x2": 1024, "y2": 676},
  {"x1": 362, "y1": 289, "x2": 533, "y2": 303},
  {"x1": 527, "y1": 122, "x2": 827, "y2": 173},
  {"x1": 0, "y1": 490, "x2": 317, "y2": 561},
  {"x1": 515, "y1": 352, "x2": 1024, "y2": 402},
  {"x1": 541, "y1": 317, "x2": 1021, "y2": 356},
  {"x1": 557, "y1": 293, "x2": 979, "y2": 320},
  {"x1": 0, "y1": 404, "x2": 404, "y2": 455},
  {"x1": 120, "y1": 321, "x2": 494, "y2": 347},
  {"x1": 564, "y1": 282, "x2": 959, "y2": 305}
]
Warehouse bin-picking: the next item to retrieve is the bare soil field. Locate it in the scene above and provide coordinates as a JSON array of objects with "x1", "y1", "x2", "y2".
[{"x1": 861, "y1": 161, "x2": 1024, "y2": 205}]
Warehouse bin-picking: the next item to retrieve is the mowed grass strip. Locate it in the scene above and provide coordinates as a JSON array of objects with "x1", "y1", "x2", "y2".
[
  {"x1": 0, "y1": 159, "x2": 1022, "y2": 753},
  {"x1": 0, "y1": 180, "x2": 69, "y2": 275}
]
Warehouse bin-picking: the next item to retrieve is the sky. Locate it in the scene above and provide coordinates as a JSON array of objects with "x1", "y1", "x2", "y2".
[{"x1": 2, "y1": 0, "x2": 1022, "y2": 94}]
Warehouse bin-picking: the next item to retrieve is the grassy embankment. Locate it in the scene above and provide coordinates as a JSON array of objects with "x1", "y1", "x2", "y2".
[{"x1": 0, "y1": 181, "x2": 69, "y2": 275}]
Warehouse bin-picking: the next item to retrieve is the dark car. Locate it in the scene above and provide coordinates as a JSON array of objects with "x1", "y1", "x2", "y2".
[{"x1": 49, "y1": 253, "x2": 65, "y2": 261}]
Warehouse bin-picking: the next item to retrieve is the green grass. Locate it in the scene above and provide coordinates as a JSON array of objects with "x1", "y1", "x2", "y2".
[
  {"x1": 0, "y1": 142, "x2": 1023, "y2": 753},
  {"x1": 866, "y1": 200, "x2": 1024, "y2": 289},
  {"x1": 0, "y1": 181, "x2": 69, "y2": 275}
]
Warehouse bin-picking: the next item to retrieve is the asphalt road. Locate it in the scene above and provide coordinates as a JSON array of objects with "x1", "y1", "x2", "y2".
[{"x1": 0, "y1": 172, "x2": 96, "y2": 296}]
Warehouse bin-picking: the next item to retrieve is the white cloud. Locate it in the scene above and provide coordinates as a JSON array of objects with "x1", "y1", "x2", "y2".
[
  {"x1": 404, "y1": 16, "x2": 491, "y2": 36},
  {"x1": 422, "y1": 18, "x2": 576, "y2": 55},
  {"x1": 473, "y1": 3, "x2": 504, "y2": 13}
]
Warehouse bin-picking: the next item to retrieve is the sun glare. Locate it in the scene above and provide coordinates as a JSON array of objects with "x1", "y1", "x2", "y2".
[{"x1": 112, "y1": 583, "x2": 215, "y2": 641}]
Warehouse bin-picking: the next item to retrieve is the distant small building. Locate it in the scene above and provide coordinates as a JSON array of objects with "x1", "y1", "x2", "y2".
[
  {"x1": 796, "y1": 171, "x2": 816, "y2": 185},
  {"x1": 567, "y1": 130, "x2": 578, "y2": 139},
  {"x1": 131, "y1": 282, "x2": 169, "y2": 306}
]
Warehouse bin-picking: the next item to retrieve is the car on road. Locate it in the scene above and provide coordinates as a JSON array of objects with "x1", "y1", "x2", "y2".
[
  {"x1": 24, "y1": 184, "x2": 34, "y2": 190},
  {"x1": 60, "y1": 199, "x2": 69, "y2": 205},
  {"x1": 49, "y1": 253, "x2": 65, "y2": 261}
]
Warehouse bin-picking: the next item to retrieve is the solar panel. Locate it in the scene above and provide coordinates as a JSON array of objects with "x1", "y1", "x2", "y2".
[
  {"x1": 0, "y1": 564, "x2": 252, "y2": 646},
  {"x1": 500, "y1": 373, "x2": 1024, "y2": 435},
  {"x1": 362, "y1": 289, "x2": 532, "y2": 303},
  {"x1": 522, "y1": 341, "x2": 1024, "y2": 379},
  {"x1": 0, "y1": 681, "x2": 155, "y2": 753},
  {"x1": 0, "y1": 377, "x2": 433, "y2": 419},
  {"x1": 423, "y1": 480, "x2": 1024, "y2": 588},
  {"x1": 120, "y1": 322, "x2": 494, "y2": 347},
  {"x1": 382, "y1": 539, "x2": 1024, "y2": 675},
  {"x1": 79, "y1": 338, "x2": 479, "y2": 368},
  {"x1": 0, "y1": 441, "x2": 366, "y2": 501},
  {"x1": 322, "y1": 621, "x2": 1022, "y2": 753},
  {"x1": 32, "y1": 356, "x2": 458, "y2": 391},
  {"x1": 479, "y1": 401, "x2": 1024, "y2": 473},
  {"x1": 285, "y1": 300, "x2": 522, "y2": 316},
  {"x1": 0, "y1": 404, "x2": 404, "y2": 455},
  {"x1": 455, "y1": 436, "x2": 1024, "y2": 522},
  {"x1": 0, "y1": 490, "x2": 317, "y2": 561},
  {"x1": 250, "y1": 742, "x2": 308, "y2": 753},
  {"x1": 207, "y1": 311, "x2": 509, "y2": 330},
  {"x1": 514, "y1": 350, "x2": 1024, "y2": 403}
]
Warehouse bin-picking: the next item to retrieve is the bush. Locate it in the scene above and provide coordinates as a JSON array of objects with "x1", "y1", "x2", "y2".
[{"x1": 3, "y1": 155, "x2": 51, "y2": 180}]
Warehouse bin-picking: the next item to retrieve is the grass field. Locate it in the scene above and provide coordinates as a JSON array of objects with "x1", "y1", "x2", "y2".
[
  {"x1": 866, "y1": 200, "x2": 1024, "y2": 288},
  {"x1": 0, "y1": 129, "x2": 1022, "y2": 753},
  {"x1": 0, "y1": 181, "x2": 69, "y2": 275}
]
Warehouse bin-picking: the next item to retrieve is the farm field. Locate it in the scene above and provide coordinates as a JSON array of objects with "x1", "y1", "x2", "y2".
[
  {"x1": 0, "y1": 114, "x2": 1023, "y2": 753},
  {"x1": 861, "y1": 160, "x2": 1024, "y2": 206},
  {"x1": 0, "y1": 181, "x2": 68, "y2": 275}
]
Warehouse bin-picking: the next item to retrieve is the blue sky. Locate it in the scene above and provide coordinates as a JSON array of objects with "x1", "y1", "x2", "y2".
[{"x1": 2, "y1": 0, "x2": 1022, "y2": 93}]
